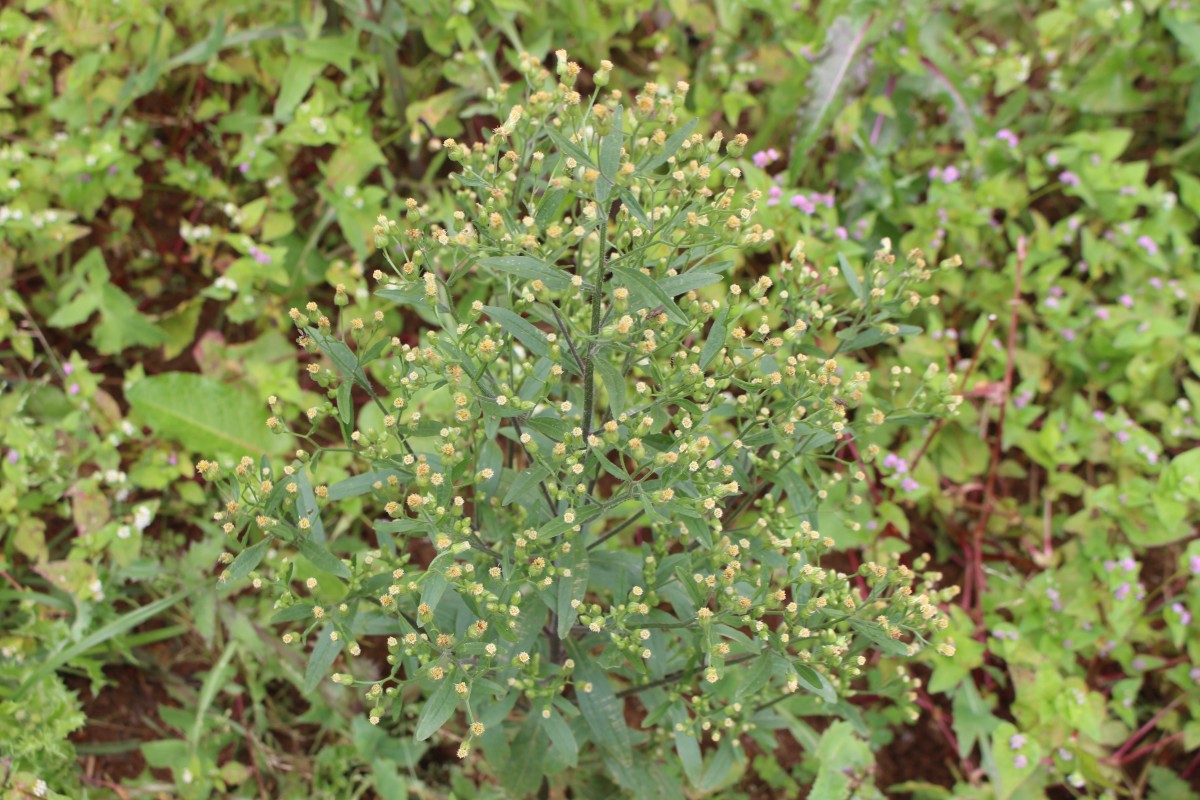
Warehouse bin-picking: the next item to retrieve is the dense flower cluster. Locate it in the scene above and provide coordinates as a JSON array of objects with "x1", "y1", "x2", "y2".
[{"x1": 200, "y1": 53, "x2": 962, "y2": 785}]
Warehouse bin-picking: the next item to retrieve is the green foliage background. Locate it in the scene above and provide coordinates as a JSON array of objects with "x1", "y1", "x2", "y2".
[{"x1": 2, "y1": 0, "x2": 1199, "y2": 798}]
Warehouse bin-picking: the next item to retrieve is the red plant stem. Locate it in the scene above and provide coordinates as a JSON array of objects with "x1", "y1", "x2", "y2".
[
  {"x1": 963, "y1": 237, "x2": 1025, "y2": 620},
  {"x1": 1108, "y1": 695, "x2": 1185, "y2": 763},
  {"x1": 1115, "y1": 732, "x2": 1184, "y2": 765},
  {"x1": 1183, "y1": 748, "x2": 1200, "y2": 779}
]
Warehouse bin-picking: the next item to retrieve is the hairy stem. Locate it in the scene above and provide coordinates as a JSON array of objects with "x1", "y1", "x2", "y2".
[{"x1": 581, "y1": 201, "x2": 616, "y2": 442}]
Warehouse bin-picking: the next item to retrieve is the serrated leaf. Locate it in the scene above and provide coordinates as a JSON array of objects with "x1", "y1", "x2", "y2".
[
  {"x1": 296, "y1": 538, "x2": 350, "y2": 580},
  {"x1": 789, "y1": 15, "x2": 874, "y2": 183},
  {"x1": 414, "y1": 677, "x2": 458, "y2": 741},
  {"x1": 477, "y1": 255, "x2": 572, "y2": 290},
  {"x1": 483, "y1": 305, "x2": 551, "y2": 359},
  {"x1": 304, "y1": 624, "x2": 342, "y2": 695},
  {"x1": 610, "y1": 266, "x2": 689, "y2": 325},
  {"x1": 127, "y1": 373, "x2": 286, "y2": 457}
]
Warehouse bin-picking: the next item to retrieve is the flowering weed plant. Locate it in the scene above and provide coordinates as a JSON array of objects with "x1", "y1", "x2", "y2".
[{"x1": 202, "y1": 53, "x2": 963, "y2": 794}]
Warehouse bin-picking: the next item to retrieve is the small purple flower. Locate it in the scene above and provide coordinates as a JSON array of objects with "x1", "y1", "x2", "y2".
[
  {"x1": 1093, "y1": 410, "x2": 1106, "y2": 422},
  {"x1": 1119, "y1": 185, "x2": 1137, "y2": 196},
  {"x1": 1010, "y1": 733, "x2": 1027, "y2": 750},
  {"x1": 5, "y1": 449, "x2": 17, "y2": 465},
  {"x1": 1119, "y1": 294, "x2": 1134, "y2": 308},
  {"x1": 1149, "y1": 277, "x2": 1163, "y2": 290},
  {"x1": 238, "y1": 162, "x2": 251, "y2": 174},
  {"x1": 928, "y1": 166, "x2": 941, "y2": 181},
  {"x1": 1116, "y1": 430, "x2": 1131, "y2": 443},
  {"x1": 1114, "y1": 582, "x2": 1131, "y2": 601},
  {"x1": 1119, "y1": 557, "x2": 1136, "y2": 572},
  {"x1": 1132, "y1": 657, "x2": 1147, "y2": 671},
  {"x1": 1172, "y1": 602, "x2": 1192, "y2": 626},
  {"x1": 1046, "y1": 153, "x2": 1060, "y2": 167},
  {"x1": 63, "y1": 363, "x2": 74, "y2": 376},
  {"x1": 1137, "y1": 235, "x2": 1158, "y2": 255},
  {"x1": 1095, "y1": 307, "x2": 1110, "y2": 320},
  {"x1": 752, "y1": 148, "x2": 780, "y2": 168},
  {"x1": 996, "y1": 129, "x2": 1019, "y2": 148},
  {"x1": 767, "y1": 186, "x2": 783, "y2": 207},
  {"x1": 941, "y1": 166, "x2": 960, "y2": 184},
  {"x1": 107, "y1": 165, "x2": 119, "y2": 176},
  {"x1": 79, "y1": 173, "x2": 93, "y2": 183},
  {"x1": 1014, "y1": 390, "x2": 1033, "y2": 409},
  {"x1": 1061, "y1": 328, "x2": 1076, "y2": 342},
  {"x1": 900, "y1": 477, "x2": 920, "y2": 493},
  {"x1": 168, "y1": 452, "x2": 178, "y2": 466},
  {"x1": 1059, "y1": 171, "x2": 1080, "y2": 187},
  {"x1": 790, "y1": 194, "x2": 815, "y2": 214},
  {"x1": 812, "y1": 192, "x2": 835, "y2": 208},
  {"x1": 1013, "y1": 754, "x2": 1028, "y2": 769},
  {"x1": 1044, "y1": 296, "x2": 1060, "y2": 310},
  {"x1": 1189, "y1": 555, "x2": 1200, "y2": 575},
  {"x1": 248, "y1": 245, "x2": 272, "y2": 265},
  {"x1": 834, "y1": 225, "x2": 848, "y2": 240},
  {"x1": 883, "y1": 453, "x2": 908, "y2": 473},
  {"x1": 69, "y1": 382, "x2": 80, "y2": 396}
]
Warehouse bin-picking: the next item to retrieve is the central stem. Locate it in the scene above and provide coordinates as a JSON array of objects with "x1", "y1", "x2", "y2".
[{"x1": 581, "y1": 201, "x2": 615, "y2": 443}]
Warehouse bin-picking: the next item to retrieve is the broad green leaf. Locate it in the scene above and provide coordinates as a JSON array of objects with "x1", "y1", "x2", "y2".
[
  {"x1": 483, "y1": 305, "x2": 552, "y2": 359},
  {"x1": 500, "y1": 716, "x2": 548, "y2": 795},
  {"x1": 609, "y1": 266, "x2": 689, "y2": 325},
  {"x1": 127, "y1": 373, "x2": 286, "y2": 457},
  {"x1": 414, "y1": 676, "x2": 458, "y2": 741},
  {"x1": 535, "y1": 187, "x2": 568, "y2": 230},
  {"x1": 793, "y1": 663, "x2": 837, "y2": 703}
]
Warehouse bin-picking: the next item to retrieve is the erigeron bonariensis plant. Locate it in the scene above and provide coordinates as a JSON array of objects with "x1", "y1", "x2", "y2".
[{"x1": 201, "y1": 52, "x2": 963, "y2": 793}]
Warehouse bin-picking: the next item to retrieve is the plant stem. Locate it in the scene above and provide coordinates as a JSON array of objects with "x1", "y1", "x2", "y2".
[{"x1": 581, "y1": 201, "x2": 616, "y2": 442}]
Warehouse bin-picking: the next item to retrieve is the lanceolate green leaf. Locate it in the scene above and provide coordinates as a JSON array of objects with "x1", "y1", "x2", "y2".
[
  {"x1": 414, "y1": 676, "x2": 458, "y2": 741},
  {"x1": 296, "y1": 538, "x2": 350, "y2": 580},
  {"x1": 609, "y1": 266, "x2": 689, "y2": 325},
  {"x1": 482, "y1": 305, "x2": 552, "y2": 359},
  {"x1": 477, "y1": 255, "x2": 572, "y2": 290},
  {"x1": 304, "y1": 625, "x2": 343, "y2": 695},
  {"x1": 570, "y1": 647, "x2": 633, "y2": 768}
]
